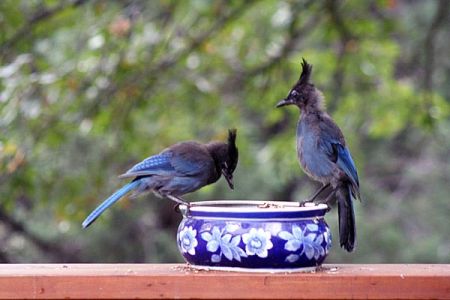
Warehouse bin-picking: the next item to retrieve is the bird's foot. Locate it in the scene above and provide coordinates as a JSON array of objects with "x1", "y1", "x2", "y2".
[
  {"x1": 167, "y1": 195, "x2": 192, "y2": 216},
  {"x1": 298, "y1": 200, "x2": 314, "y2": 207},
  {"x1": 299, "y1": 197, "x2": 334, "y2": 211},
  {"x1": 299, "y1": 184, "x2": 333, "y2": 207},
  {"x1": 298, "y1": 184, "x2": 332, "y2": 207},
  {"x1": 298, "y1": 200, "x2": 332, "y2": 212}
]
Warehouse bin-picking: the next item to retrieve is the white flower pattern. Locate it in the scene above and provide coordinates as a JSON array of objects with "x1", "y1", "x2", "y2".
[
  {"x1": 279, "y1": 224, "x2": 327, "y2": 262},
  {"x1": 179, "y1": 221, "x2": 329, "y2": 265},
  {"x1": 242, "y1": 228, "x2": 273, "y2": 258},
  {"x1": 178, "y1": 226, "x2": 198, "y2": 255},
  {"x1": 201, "y1": 226, "x2": 247, "y2": 262}
]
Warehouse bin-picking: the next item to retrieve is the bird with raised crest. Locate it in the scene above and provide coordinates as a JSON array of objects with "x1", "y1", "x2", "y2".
[
  {"x1": 82, "y1": 129, "x2": 238, "y2": 228},
  {"x1": 276, "y1": 59, "x2": 361, "y2": 252}
]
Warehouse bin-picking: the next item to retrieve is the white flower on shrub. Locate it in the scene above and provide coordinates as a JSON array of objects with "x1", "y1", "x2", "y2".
[
  {"x1": 178, "y1": 226, "x2": 198, "y2": 255},
  {"x1": 242, "y1": 228, "x2": 273, "y2": 258}
]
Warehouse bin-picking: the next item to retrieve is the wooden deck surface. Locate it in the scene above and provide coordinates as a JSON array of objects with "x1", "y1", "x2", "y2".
[{"x1": 0, "y1": 264, "x2": 449, "y2": 299}]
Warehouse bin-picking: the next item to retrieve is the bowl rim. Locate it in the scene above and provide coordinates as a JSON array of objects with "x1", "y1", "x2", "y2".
[{"x1": 180, "y1": 200, "x2": 328, "y2": 213}]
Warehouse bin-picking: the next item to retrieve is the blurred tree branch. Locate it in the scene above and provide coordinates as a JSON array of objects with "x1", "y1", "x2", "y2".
[
  {"x1": 325, "y1": 0, "x2": 357, "y2": 113},
  {"x1": 237, "y1": 1, "x2": 324, "y2": 142},
  {"x1": 135, "y1": 1, "x2": 254, "y2": 101},
  {"x1": 0, "y1": 0, "x2": 88, "y2": 60},
  {"x1": 0, "y1": 206, "x2": 81, "y2": 262},
  {"x1": 244, "y1": 0, "x2": 318, "y2": 78},
  {"x1": 422, "y1": 0, "x2": 449, "y2": 126},
  {"x1": 26, "y1": 2, "x2": 177, "y2": 143},
  {"x1": 88, "y1": 1, "x2": 254, "y2": 122},
  {"x1": 244, "y1": 1, "x2": 325, "y2": 202}
]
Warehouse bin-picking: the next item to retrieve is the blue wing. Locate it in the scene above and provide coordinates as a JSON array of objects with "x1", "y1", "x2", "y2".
[
  {"x1": 334, "y1": 143, "x2": 360, "y2": 200},
  {"x1": 119, "y1": 142, "x2": 213, "y2": 180},
  {"x1": 334, "y1": 144, "x2": 359, "y2": 186},
  {"x1": 168, "y1": 142, "x2": 213, "y2": 177},
  {"x1": 316, "y1": 116, "x2": 360, "y2": 188},
  {"x1": 119, "y1": 153, "x2": 175, "y2": 178}
]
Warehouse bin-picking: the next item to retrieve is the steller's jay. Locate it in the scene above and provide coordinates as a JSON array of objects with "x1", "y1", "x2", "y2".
[
  {"x1": 82, "y1": 129, "x2": 238, "y2": 228},
  {"x1": 276, "y1": 59, "x2": 360, "y2": 252}
]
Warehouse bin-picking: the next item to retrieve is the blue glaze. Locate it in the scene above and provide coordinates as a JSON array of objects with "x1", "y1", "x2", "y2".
[{"x1": 176, "y1": 201, "x2": 331, "y2": 271}]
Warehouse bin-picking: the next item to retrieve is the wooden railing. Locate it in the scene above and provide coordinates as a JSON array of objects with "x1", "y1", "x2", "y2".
[{"x1": 0, "y1": 264, "x2": 449, "y2": 299}]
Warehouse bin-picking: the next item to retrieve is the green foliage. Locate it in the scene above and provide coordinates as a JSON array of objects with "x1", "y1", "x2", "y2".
[{"x1": 0, "y1": 0, "x2": 449, "y2": 263}]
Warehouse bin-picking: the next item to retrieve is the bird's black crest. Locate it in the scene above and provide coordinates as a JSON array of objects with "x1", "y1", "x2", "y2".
[
  {"x1": 227, "y1": 128, "x2": 238, "y2": 173},
  {"x1": 228, "y1": 128, "x2": 237, "y2": 145},
  {"x1": 298, "y1": 58, "x2": 313, "y2": 86}
]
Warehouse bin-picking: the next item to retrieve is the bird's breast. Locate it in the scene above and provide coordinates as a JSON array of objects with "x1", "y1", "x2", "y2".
[{"x1": 296, "y1": 119, "x2": 334, "y2": 183}]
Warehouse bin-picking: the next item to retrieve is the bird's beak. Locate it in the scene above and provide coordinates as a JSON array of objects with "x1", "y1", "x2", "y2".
[
  {"x1": 221, "y1": 169, "x2": 234, "y2": 190},
  {"x1": 276, "y1": 98, "x2": 294, "y2": 108}
]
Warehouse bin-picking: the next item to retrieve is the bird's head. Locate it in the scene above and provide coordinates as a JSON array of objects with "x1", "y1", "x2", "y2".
[
  {"x1": 207, "y1": 129, "x2": 238, "y2": 190},
  {"x1": 276, "y1": 58, "x2": 322, "y2": 111}
]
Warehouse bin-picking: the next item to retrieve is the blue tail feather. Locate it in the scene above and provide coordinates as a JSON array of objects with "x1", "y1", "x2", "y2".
[{"x1": 82, "y1": 180, "x2": 141, "y2": 228}]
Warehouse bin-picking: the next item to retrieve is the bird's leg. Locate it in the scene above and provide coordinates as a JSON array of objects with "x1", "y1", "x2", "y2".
[
  {"x1": 315, "y1": 189, "x2": 336, "y2": 212},
  {"x1": 299, "y1": 183, "x2": 330, "y2": 206},
  {"x1": 166, "y1": 194, "x2": 190, "y2": 206},
  {"x1": 308, "y1": 183, "x2": 331, "y2": 202}
]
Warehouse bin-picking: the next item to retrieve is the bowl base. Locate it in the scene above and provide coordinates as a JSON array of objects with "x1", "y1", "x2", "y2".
[{"x1": 189, "y1": 264, "x2": 318, "y2": 273}]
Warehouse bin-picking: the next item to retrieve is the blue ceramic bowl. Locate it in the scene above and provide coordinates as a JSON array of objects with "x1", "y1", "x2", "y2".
[{"x1": 176, "y1": 200, "x2": 331, "y2": 272}]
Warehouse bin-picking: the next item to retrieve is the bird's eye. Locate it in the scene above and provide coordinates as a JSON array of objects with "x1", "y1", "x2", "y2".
[{"x1": 290, "y1": 90, "x2": 299, "y2": 97}]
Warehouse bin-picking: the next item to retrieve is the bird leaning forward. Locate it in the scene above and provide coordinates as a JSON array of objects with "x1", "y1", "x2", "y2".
[{"x1": 82, "y1": 129, "x2": 238, "y2": 228}]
